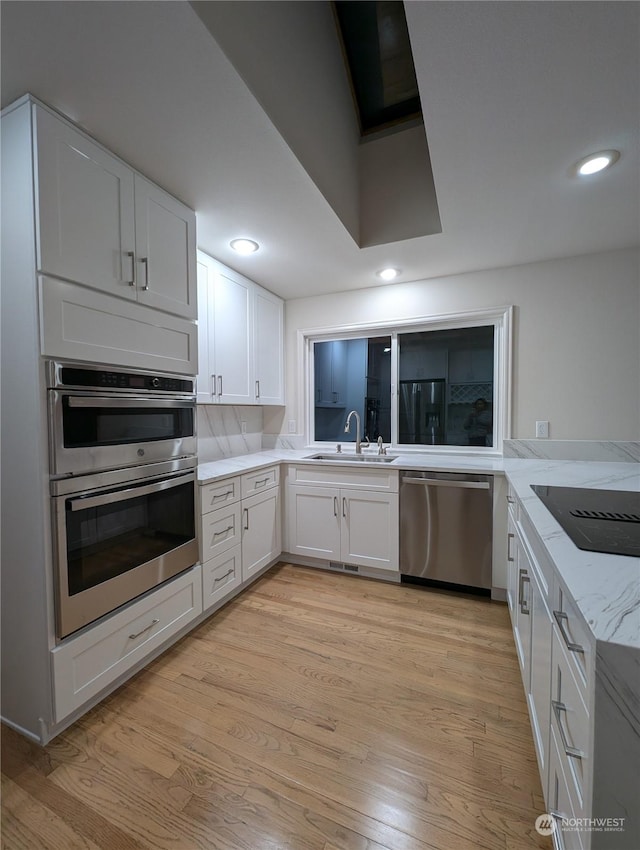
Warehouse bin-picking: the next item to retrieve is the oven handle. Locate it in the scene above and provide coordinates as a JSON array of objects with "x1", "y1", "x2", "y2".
[
  {"x1": 66, "y1": 396, "x2": 195, "y2": 409},
  {"x1": 67, "y1": 472, "x2": 193, "y2": 512}
]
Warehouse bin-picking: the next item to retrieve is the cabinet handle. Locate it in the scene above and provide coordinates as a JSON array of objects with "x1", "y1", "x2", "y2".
[
  {"x1": 553, "y1": 610, "x2": 585, "y2": 654},
  {"x1": 254, "y1": 477, "x2": 269, "y2": 488},
  {"x1": 333, "y1": 391, "x2": 338, "y2": 403},
  {"x1": 342, "y1": 497, "x2": 347, "y2": 518},
  {"x1": 126, "y1": 251, "x2": 136, "y2": 286},
  {"x1": 128, "y1": 618, "x2": 159, "y2": 640},
  {"x1": 333, "y1": 496, "x2": 338, "y2": 517},
  {"x1": 213, "y1": 525, "x2": 233, "y2": 539},
  {"x1": 212, "y1": 490, "x2": 233, "y2": 502},
  {"x1": 213, "y1": 569, "x2": 234, "y2": 585},
  {"x1": 518, "y1": 569, "x2": 530, "y2": 615},
  {"x1": 140, "y1": 256, "x2": 149, "y2": 290},
  {"x1": 552, "y1": 700, "x2": 584, "y2": 760},
  {"x1": 211, "y1": 374, "x2": 216, "y2": 398},
  {"x1": 243, "y1": 508, "x2": 249, "y2": 530},
  {"x1": 218, "y1": 375, "x2": 223, "y2": 397},
  {"x1": 507, "y1": 532, "x2": 515, "y2": 562},
  {"x1": 256, "y1": 380, "x2": 260, "y2": 399}
]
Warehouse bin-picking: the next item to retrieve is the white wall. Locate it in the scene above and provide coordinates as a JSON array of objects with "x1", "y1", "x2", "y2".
[{"x1": 276, "y1": 249, "x2": 639, "y2": 443}]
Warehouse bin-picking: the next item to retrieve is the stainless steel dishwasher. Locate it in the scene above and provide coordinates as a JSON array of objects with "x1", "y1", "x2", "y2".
[{"x1": 400, "y1": 470, "x2": 493, "y2": 593}]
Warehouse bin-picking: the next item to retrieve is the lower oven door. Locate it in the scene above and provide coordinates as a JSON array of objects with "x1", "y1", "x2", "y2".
[{"x1": 53, "y1": 469, "x2": 198, "y2": 639}]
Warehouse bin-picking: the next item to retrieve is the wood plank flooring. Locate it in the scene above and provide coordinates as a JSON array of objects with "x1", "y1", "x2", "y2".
[{"x1": 1, "y1": 564, "x2": 552, "y2": 850}]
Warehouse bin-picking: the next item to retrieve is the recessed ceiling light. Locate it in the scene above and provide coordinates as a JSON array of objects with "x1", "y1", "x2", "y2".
[
  {"x1": 574, "y1": 150, "x2": 620, "y2": 176},
  {"x1": 377, "y1": 268, "x2": 399, "y2": 281},
  {"x1": 230, "y1": 238, "x2": 260, "y2": 255}
]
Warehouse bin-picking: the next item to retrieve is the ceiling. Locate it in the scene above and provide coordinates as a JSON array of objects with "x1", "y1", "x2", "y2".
[{"x1": 1, "y1": 1, "x2": 638, "y2": 301}]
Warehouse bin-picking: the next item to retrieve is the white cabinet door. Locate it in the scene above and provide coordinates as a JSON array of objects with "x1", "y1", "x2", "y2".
[
  {"x1": 528, "y1": 565, "x2": 553, "y2": 790},
  {"x1": 253, "y1": 287, "x2": 284, "y2": 405},
  {"x1": 196, "y1": 258, "x2": 215, "y2": 403},
  {"x1": 212, "y1": 262, "x2": 253, "y2": 404},
  {"x1": 513, "y1": 536, "x2": 532, "y2": 684},
  {"x1": 134, "y1": 175, "x2": 196, "y2": 320},
  {"x1": 35, "y1": 104, "x2": 136, "y2": 298},
  {"x1": 506, "y1": 509, "x2": 518, "y2": 620},
  {"x1": 341, "y1": 489, "x2": 399, "y2": 571},
  {"x1": 242, "y1": 487, "x2": 281, "y2": 581},
  {"x1": 287, "y1": 485, "x2": 341, "y2": 560}
]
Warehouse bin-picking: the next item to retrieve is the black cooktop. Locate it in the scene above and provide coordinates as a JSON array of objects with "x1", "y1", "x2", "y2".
[{"x1": 530, "y1": 485, "x2": 640, "y2": 558}]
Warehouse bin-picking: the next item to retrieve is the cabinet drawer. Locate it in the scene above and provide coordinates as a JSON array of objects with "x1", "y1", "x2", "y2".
[
  {"x1": 202, "y1": 545, "x2": 242, "y2": 612},
  {"x1": 200, "y1": 503, "x2": 242, "y2": 562},
  {"x1": 51, "y1": 567, "x2": 202, "y2": 721},
  {"x1": 287, "y1": 463, "x2": 399, "y2": 492},
  {"x1": 241, "y1": 465, "x2": 279, "y2": 498},
  {"x1": 548, "y1": 725, "x2": 585, "y2": 850},
  {"x1": 552, "y1": 577, "x2": 592, "y2": 695},
  {"x1": 200, "y1": 476, "x2": 241, "y2": 514},
  {"x1": 551, "y1": 628, "x2": 591, "y2": 818}
]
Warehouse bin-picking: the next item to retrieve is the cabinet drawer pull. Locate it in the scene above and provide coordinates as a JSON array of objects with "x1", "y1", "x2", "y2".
[
  {"x1": 518, "y1": 569, "x2": 530, "y2": 615},
  {"x1": 507, "y1": 532, "x2": 515, "y2": 562},
  {"x1": 126, "y1": 251, "x2": 136, "y2": 286},
  {"x1": 552, "y1": 700, "x2": 584, "y2": 760},
  {"x1": 140, "y1": 256, "x2": 149, "y2": 290},
  {"x1": 553, "y1": 610, "x2": 585, "y2": 654},
  {"x1": 506, "y1": 495, "x2": 515, "y2": 504},
  {"x1": 212, "y1": 490, "x2": 234, "y2": 502},
  {"x1": 213, "y1": 569, "x2": 234, "y2": 584},
  {"x1": 129, "y1": 618, "x2": 159, "y2": 640},
  {"x1": 254, "y1": 477, "x2": 269, "y2": 488},
  {"x1": 213, "y1": 525, "x2": 233, "y2": 539}
]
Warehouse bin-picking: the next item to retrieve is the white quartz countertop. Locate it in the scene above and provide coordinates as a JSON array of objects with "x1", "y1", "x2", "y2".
[
  {"x1": 503, "y1": 458, "x2": 639, "y2": 649},
  {"x1": 197, "y1": 450, "x2": 639, "y2": 650}
]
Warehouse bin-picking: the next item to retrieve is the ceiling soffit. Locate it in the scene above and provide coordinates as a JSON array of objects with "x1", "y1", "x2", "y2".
[{"x1": 190, "y1": 0, "x2": 441, "y2": 248}]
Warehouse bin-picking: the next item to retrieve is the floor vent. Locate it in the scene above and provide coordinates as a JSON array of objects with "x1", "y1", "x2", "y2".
[
  {"x1": 343, "y1": 563, "x2": 359, "y2": 573},
  {"x1": 329, "y1": 561, "x2": 344, "y2": 571}
]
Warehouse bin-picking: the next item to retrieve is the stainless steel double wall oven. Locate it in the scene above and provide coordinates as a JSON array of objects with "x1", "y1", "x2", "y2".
[{"x1": 48, "y1": 361, "x2": 199, "y2": 639}]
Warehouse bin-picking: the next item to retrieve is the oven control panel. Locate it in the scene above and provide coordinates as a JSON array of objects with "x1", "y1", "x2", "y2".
[{"x1": 54, "y1": 364, "x2": 194, "y2": 394}]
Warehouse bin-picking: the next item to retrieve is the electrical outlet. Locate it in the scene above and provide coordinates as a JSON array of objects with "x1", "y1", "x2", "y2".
[
  {"x1": 535, "y1": 420, "x2": 549, "y2": 439},
  {"x1": 241, "y1": 421, "x2": 247, "y2": 435},
  {"x1": 288, "y1": 420, "x2": 296, "y2": 434}
]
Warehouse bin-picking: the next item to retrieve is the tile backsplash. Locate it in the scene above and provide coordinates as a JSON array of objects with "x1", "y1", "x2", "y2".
[
  {"x1": 197, "y1": 405, "x2": 264, "y2": 462},
  {"x1": 503, "y1": 439, "x2": 639, "y2": 462}
]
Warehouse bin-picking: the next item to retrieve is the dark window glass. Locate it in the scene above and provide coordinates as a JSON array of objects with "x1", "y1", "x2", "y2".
[{"x1": 62, "y1": 400, "x2": 194, "y2": 448}]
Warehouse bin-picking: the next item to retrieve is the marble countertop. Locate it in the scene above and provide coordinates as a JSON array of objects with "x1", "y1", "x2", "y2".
[
  {"x1": 503, "y1": 458, "x2": 639, "y2": 650},
  {"x1": 197, "y1": 450, "x2": 639, "y2": 650}
]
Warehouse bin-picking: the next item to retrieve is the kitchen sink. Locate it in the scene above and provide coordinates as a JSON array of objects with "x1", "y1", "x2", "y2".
[{"x1": 305, "y1": 453, "x2": 398, "y2": 463}]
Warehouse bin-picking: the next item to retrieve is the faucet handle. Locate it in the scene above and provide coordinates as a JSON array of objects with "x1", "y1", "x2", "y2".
[
  {"x1": 362, "y1": 434, "x2": 370, "y2": 450},
  {"x1": 336, "y1": 443, "x2": 342, "y2": 454}
]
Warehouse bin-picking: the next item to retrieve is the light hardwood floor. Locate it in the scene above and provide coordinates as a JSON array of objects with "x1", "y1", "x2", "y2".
[{"x1": 1, "y1": 563, "x2": 551, "y2": 850}]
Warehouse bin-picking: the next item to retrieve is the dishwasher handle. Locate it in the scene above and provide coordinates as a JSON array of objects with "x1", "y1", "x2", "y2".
[{"x1": 401, "y1": 476, "x2": 491, "y2": 490}]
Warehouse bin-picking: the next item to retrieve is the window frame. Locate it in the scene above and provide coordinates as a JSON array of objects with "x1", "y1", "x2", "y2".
[{"x1": 299, "y1": 306, "x2": 513, "y2": 455}]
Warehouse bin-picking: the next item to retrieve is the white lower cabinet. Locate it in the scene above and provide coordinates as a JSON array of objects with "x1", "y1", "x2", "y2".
[
  {"x1": 51, "y1": 566, "x2": 202, "y2": 721},
  {"x1": 241, "y1": 486, "x2": 281, "y2": 581},
  {"x1": 286, "y1": 465, "x2": 399, "y2": 572},
  {"x1": 198, "y1": 466, "x2": 282, "y2": 611},
  {"x1": 202, "y1": 546, "x2": 242, "y2": 613},
  {"x1": 505, "y1": 483, "x2": 638, "y2": 850}
]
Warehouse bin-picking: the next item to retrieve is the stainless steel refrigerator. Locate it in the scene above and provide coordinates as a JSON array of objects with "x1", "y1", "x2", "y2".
[{"x1": 398, "y1": 379, "x2": 445, "y2": 445}]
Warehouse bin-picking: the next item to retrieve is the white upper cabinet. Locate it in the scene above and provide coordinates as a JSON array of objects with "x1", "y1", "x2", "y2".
[
  {"x1": 34, "y1": 104, "x2": 196, "y2": 320},
  {"x1": 197, "y1": 250, "x2": 284, "y2": 406},
  {"x1": 133, "y1": 175, "x2": 196, "y2": 319},
  {"x1": 35, "y1": 105, "x2": 136, "y2": 299},
  {"x1": 253, "y1": 287, "x2": 284, "y2": 405}
]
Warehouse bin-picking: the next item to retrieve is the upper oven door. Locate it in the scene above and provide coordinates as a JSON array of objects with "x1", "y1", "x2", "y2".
[{"x1": 49, "y1": 391, "x2": 197, "y2": 476}]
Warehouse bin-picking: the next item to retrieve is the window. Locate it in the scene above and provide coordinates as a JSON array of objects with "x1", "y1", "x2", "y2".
[{"x1": 307, "y1": 308, "x2": 511, "y2": 452}]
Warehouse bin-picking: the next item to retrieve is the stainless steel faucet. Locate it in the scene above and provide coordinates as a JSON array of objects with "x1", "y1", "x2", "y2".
[
  {"x1": 377, "y1": 435, "x2": 387, "y2": 455},
  {"x1": 344, "y1": 410, "x2": 362, "y2": 454}
]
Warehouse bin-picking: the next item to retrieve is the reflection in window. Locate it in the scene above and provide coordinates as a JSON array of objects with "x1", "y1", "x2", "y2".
[
  {"x1": 313, "y1": 337, "x2": 391, "y2": 444},
  {"x1": 398, "y1": 326, "x2": 494, "y2": 447},
  {"x1": 311, "y1": 324, "x2": 497, "y2": 450}
]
